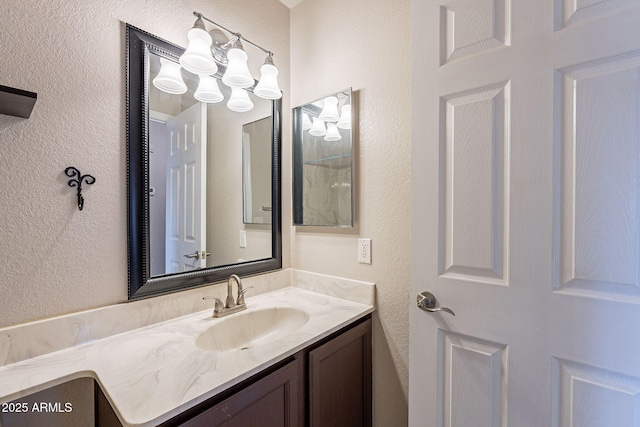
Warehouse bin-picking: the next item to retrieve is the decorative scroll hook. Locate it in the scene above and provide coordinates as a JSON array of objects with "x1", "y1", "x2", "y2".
[{"x1": 65, "y1": 167, "x2": 95, "y2": 211}]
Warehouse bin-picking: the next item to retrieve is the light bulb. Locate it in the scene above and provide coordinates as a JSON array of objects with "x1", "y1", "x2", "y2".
[
  {"x1": 309, "y1": 117, "x2": 326, "y2": 137},
  {"x1": 318, "y1": 96, "x2": 339, "y2": 122},
  {"x1": 254, "y1": 57, "x2": 282, "y2": 100},
  {"x1": 179, "y1": 19, "x2": 217, "y2": 75},
  {"x1": 227, "y1": 87, "x2": 254, "y2": 112},
  {"x1": 222, "y1": 47, "x2": 254, "y2": 88},
  {"x1": 152, "y1": 58, "x2": 187, "y2": 94},
  {"x1": 324, "y1": 123, "x2": 342, "y2": 141},
  {"x1": 194, "y1": 75, "x2": 224, "y2": 103},
  {"x1": 337, "y1": 104, "x2": 351, "y2": 129}
]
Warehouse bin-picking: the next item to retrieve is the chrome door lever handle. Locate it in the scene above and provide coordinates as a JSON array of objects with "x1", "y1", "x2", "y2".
[
  {"x1": 417, "y1": 291, "x2": 455, "y2": 316},
  {"x1": 184, "y1": 252, "x2": 200, "y2": 259}
]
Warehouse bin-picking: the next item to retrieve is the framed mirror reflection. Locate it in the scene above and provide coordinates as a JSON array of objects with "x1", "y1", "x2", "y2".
[
  {"x1": 127, "y1": 24, "x2": 282, "y2": 299},
  {"x1": 292, "y1": 89, "x2": 355, "y2": 227},
  {"x1": 242, "y1": 116, "x2": 273, "y2": 225}
]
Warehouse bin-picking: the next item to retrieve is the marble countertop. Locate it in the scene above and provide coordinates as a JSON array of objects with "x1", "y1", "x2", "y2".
[{"x1": 0, "y1": 286, "x2": 374, "y2": 426}]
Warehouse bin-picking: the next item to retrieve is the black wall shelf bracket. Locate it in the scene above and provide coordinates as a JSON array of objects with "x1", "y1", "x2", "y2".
[
  {"x1": 0, "y1": 85, "x2": 37, "y2": 118},
  {"x1": 65, "y1": 167, "x2": 96, "y2": 211}
]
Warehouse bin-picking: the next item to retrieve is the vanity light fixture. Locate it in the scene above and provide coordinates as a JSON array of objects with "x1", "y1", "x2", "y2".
[
  {"x1": 302, "y1": 92, "x2": 351, "y2": 140},
  {"x1": 170, "y1": 11, "x2": 282, "y2": 112}
]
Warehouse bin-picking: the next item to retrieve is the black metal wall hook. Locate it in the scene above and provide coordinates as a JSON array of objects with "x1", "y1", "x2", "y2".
[{"x1": 65, "y1": 167, "x2": 95, "y2": 211}]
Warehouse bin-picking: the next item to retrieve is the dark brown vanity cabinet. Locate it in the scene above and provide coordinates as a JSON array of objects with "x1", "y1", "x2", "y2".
[
  {"x1": 308, "y1": 318, "x2": 372, "y2": 427},
  {"x1": 98, "y1": 316, "x2": 371, "y2": 427}
]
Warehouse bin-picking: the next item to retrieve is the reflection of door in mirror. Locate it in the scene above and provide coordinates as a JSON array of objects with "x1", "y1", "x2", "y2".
[
  {"x1": 166, "y1": 103, "x2": 207, "y2": 273},
  {"x1": 149, "y1": 102, "x2": 207, "y2": 276}
]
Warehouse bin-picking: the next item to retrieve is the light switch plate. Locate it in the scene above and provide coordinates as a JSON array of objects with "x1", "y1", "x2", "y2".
[
  {"x1": 239, "y1": 230, "x2": 247, "y2": 248},
  {"x1": 358, "y1": 238, "x2": 371, "y2": 264}
]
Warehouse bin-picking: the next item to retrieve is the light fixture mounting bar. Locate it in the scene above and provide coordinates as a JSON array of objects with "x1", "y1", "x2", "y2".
[{"x1": 193, "y1": 11, "x2": 273, "y2": 56}]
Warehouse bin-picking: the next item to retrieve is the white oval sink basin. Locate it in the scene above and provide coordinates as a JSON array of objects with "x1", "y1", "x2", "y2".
[{"x1": 196, "y1": 306, "x2": 310, "y2": 352}]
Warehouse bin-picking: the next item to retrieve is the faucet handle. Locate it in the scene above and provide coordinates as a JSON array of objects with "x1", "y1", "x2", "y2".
[
  {"x1": 237, "y1": 286, "x2": 254, "y2": 305},
  {"x1": 203, "y1": 296, "x2": 225, "y2": 316}
]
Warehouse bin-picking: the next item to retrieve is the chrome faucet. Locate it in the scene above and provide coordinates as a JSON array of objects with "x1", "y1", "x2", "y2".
[{"x1": 203, "y1": 274, "x2": 253, "y2": 318}]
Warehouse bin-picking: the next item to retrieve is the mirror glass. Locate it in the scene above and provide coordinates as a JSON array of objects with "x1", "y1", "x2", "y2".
[
  {"x1": 292, "y1": 89, "x2": 354, "y2": 227},
  {"x1": 127, "y1": 25, "x2": 282, "y2": 299}
]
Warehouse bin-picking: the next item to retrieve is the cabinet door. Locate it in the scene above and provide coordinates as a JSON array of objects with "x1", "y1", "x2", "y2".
[
  {"x1": 180, "y1": 359, "x2": 301, "y2": 427},
  {"x1": 309, "y1": 318, "x2": 372, "y2": 427}
]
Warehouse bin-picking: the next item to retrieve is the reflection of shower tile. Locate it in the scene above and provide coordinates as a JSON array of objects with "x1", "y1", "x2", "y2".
[
  {"x1": 303, "y1": 165, "x2": 336, "y2": 225},
  {"x1": 302, "y1": 163, "x2": 352, "y2": 226},
  {"x1": 338, "y1": 168, "x2": 352, "y2": 226}
]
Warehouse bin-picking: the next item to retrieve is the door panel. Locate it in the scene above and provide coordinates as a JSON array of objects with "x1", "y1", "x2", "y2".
[
  {"x1": 440, "y1": 82, "x2": 509, "y2": 284},
  {"x1": 553, "y1": 359, "x2": 640, "y2": 427},
  {"x1": 165, "y1": 102, "x2": 207, "y2": 273},
  {"x1": 410, "y1": 0, "x2": 640, "y2": 426},
  {"x1": 439, "y1": 331, "x2": 507, "y2": 427},
  {"x1": 556, "y1": 53, "x2": 640, "y2": 298}
]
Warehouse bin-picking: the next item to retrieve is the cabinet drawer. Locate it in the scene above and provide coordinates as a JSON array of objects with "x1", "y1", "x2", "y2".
[{"x1": 179, "y1": 358, "x2": 301, "y2": 427}]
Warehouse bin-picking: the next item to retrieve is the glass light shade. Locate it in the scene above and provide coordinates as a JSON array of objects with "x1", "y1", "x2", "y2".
[
  {"x1": 324, "y1": 123, "x2": 342, "y2": 141},
  {"x1": 254, "y1": 63, "x2": 282, "y2": 99},
  {"x1": 153, "y1": 58, "x2": 187, "y2": 94},
  {"x1": 302, "y1": 113, "x2": 312, "y2": 131},
  {"x1": 337, "y1": 104, "x2": 351, "y2": 129},
  {"x1": 318, "y1": 96, "x2": 339, "y2": 122},
  {"x1": 222, "y1": 48, "x2": 254, "y2": 88},
  {"x1": 309, "y1": 117, "x2": 326, "y2": 137},
  {"x1": 194, "y1": 75, "x2": 224, "y2": 103},
  {"x1": 227, "y1": 87, "x2": 254, "y2": 112},
  {"x1": 179, "y1": 26, "x2": 217, "y2": 75}
]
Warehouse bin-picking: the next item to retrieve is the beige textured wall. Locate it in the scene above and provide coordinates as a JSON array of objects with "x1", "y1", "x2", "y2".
[
  {"x1": 290, "y1": 0, "x2": 411, "y2": 425},
  {"x1": 0, "y1": 0, "x2": 290, "y2": 327}
]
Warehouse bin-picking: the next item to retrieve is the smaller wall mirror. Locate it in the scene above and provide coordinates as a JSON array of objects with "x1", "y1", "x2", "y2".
[{"x1": 292, "y1": 88, "x2": 355, "y2": 227}]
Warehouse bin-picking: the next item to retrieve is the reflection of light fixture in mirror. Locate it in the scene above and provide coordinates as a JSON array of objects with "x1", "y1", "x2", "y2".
[
  {"x1": 227, "y1": 87, "x2": 254, "y2": 112},
  {"x1": 318, "y1": 96, "x2": 339, "y2": 122},
  {"x1": 324, "y1": 123, "x2": 342, "y2": 141},
  {"x1": 337, "y1": 104, "x2": 351, "y2": 129},
  {"x1": 309, "y1": 117, "x2": 326, "y2": 137},
  {"x1": 302, "y1": 113, "x2": 312, "y2": 130},
  {"x1": 222, "y1": 41, "x2": 254, "y2": 88},
  {"x1": 179, "y1": 17, "x2": 218, "y2": 75},
  {"x1": 153, "y1": 58, "x2": 187, "y2": 94},
  {"x1": 254, "y1": 54, "x2": 282, "y2": 99},
  {"x1": 194, "y1": 75, "x2": 224, "y2": 103}
]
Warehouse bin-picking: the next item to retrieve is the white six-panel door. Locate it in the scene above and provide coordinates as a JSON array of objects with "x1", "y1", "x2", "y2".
[
  {"x1": 165, "y1": 102, "x2": 207, "y2": 273},
  {"x1": 410, "y1": 0, "x2": 640, "y2": 426}
]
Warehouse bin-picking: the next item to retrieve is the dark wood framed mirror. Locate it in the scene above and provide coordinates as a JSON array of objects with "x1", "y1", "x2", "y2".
[{"x1": 126, "y1": 24, "x2": 282, "y2": 299}]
